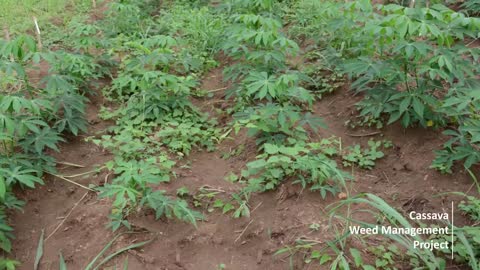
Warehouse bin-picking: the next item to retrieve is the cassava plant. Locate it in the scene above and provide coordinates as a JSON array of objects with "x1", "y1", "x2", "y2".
[
  {"x1": 288, "y1": 0, "x2": 480, "y2": 174},
  {"x1": 0, "y1": 31, "x2": 99, "y2": 267}
]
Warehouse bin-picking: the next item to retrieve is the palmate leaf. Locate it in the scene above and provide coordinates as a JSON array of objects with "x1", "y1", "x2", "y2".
[
  {"x1": 16, "y1": 117, "x2": 49, "y2": 138},
  {"x1": 240, "y1": 141, "x2": 347, "y2": 196},
  {"x1": 300, "y1": 112, "x2": 327, "y2": 132},
  {"x1": 460, "y1": 119, "x2": 480, "y2": 144},
  {"x1": 0, "y1": 35, "x2": 36, "y2": 62},
  {"x1": 0, "y1": 167, "x2": 44, "y2": 188},
  {"x1": 246, "y1": 50, "x2": 285, "y2": 67},
  {"x1": 0, "y1": 60, "x2": 27, "y2": 78},
  {"x1": 98, "y1": 184, "x2": 137, "y2": 205},
  {"x1": 0, "y1": 258, "x2": 19, "y2": 270},
  {"x1": 0, "y1": 96, "x2": 34, "y2": 114},
  {"x1": 0, "y1": 113, "x2": 14, "y2": 137},
  {"x1": 393, "y1": 41, "x2": 431, "y2": 59},
  {"x1": 55, "y1": 116, "x2": 87, "y2": 136},
  {"x1": 287, "y1": 85, "x2": 312, "y2": 102},
  {"x1": 49, "y1": 91, "x2": 88, "y2": 135},
  {"x1": 41, "y1": 74, "x2": 77, "y2": 93},
  {"x1": 3, "y1": 153, "x2": 56, "y2": 176},
  {"x1": 398, "y1": 96, "x2": 411, "y2": 114},
  {"x1": 20, "y1": 127, "x2": 65, "y2": 154},
  {"x1": 59, "y1": 53, "x2": 99, "y2": 79},
  {"x1": 111, "y1": 157, "x2": 173, "y2": 186},
  {"x1": 342, "y1": 57, "x2": 372, "y2": 76},
  {"x1": 244, "y1": 71, "x2": 277, "y2": 99},
  {"x1": 143, "y1": 35, "x2": 177, "y2": 49},
  {"x1": 143, "y1": 191, "x2": 203, "y2": 226}
]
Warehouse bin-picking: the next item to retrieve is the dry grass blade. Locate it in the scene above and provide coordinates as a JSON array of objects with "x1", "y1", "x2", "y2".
[
  {"x1": 57, "y1": 161, "x2": 85, "y2": 168},
  {"x1": 234, "y1": 219, "x2": 254, "y2": 243},
  {"x1": 50, "y1": 173, "x2": 96, "y2": 192},
  {"x1": 46, "y1": 192, "x2": 89, "y2": 241},
  {"x1": 345, "y1": 131, "x2": 381, "y2": 137}
]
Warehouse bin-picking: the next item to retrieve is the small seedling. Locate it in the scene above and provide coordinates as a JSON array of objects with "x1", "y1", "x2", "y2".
[
  {"x1": 193, "y1": 186, "x2": 222, "y2": 208},
  {"x1": 213, "y1": 199, "x2": 235, "y2": 214},
  {"x1": 309, "y1": 223, "x2": 320, "y2": 231},
  {"x1": 176, "y1": 187, "x2": 190, "y2": 197},
  {"x1": 342, "y1": 140, "x2": 391, "y2": 170},
  {"x1": 459, "y1": 195, "x2": 480, "y2": 222},
  {"x1": 221, "y1": 145, "x2": 245, "y2": 159}
]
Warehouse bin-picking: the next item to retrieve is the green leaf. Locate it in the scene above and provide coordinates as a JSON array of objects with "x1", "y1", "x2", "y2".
[
  {"x1": 85, "y1": 234, "x2": 123, "y2": 270},
  {"x1": 248, "y1": 159, "x2": 267, "y2": 169},
  {"x1": 93, "y1": 238, "x2": 154, "y2": 270},
  {"x1": 34, "y1": 229, "x2": 44, "y2": 270},
  {"x1": 319, "y1": 254, "x2": 331, "y2": 265},
  {"x1": 22, "y1": 127, "x2": 64, "y2": 154},
  {"x1": 222, "y1": 203, "x2": 235, "y2": 214},
  {"x1": 350, "y1": 248, "x2": 363, "y2": 267},
  {"x1": 59, "y1": 252, "x2": 67, "y2": 270},
  {"x1": 401, "y1": 112, "x2": 411, "y2": 127},
  {"x1": 0, "y1": 177, "x2": 5, "y2": 199},
  {"x1": 412, "y1": 98, "x2": 424, "y2": 118},
  {"x1": 264, "y1": 144, "x2": 279, "y2": 154},
  {"x1": 399, "y1": 96, "x2": 411, "y2": 114},
  {"x1": 387, "y1": 111, "x2": 402, "y2": 125}
]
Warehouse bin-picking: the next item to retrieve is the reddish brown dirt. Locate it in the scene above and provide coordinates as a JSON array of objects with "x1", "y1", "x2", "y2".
[{"x1": 11, "y1": 53, "x2": 478, "y2": 270}]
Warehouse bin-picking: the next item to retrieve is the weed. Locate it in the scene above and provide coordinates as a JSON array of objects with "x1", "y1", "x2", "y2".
[
  {"x1": 461, "y1": 0, "x2": 480, "y2": 16},
  {"x1": 91, "y1": 0, "x2": 227, "y2": 232},
  {"x1": 274, "y1": 238, "x2": 332, "y2": 268},
  {"x1": 192, "y1": 186, "x2": 222, "y2": 208},
  {"x1": 156, "y1": 5, "x2": 226, "y2": 60},
  {"x1": 233, "y1": 103, "x2": 326, "y2": 145},
  {"x1": 176, "y1": 187, "x2": 190, "y2": 197},
  {"x1": 342, "y1": 140, "x2": 392, "y2": 170},
  {"x1": 213, "y1": 199, "x2": 236, "y2": 214},
  {"x1": 326, "y1": 193, "x2": 480, "y2": 270},
  {"x1": 367, "y1": 245, "x2": 402, "y2": 270},
  {"x1": 221, "y1": 145, "x2": 245, "y2": 159},
  {"x1": 345, "y1": 115, "x2": 385, "y2": 130},
  {"x1": 303, "y1": 67, "x2": 345, "y2": 99},
  {"x1": 235, "y1": 139, "x2": 348, "y2": 199},
  {"x1": 309, "y1": 223, "x2": 320, "y2": 231},
  {"x1": 459, "y1": 195, "x2": 480, "y2": 222},
  {"x1": 155, "y1": 117, "x2": 220, "y2": 156}
]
